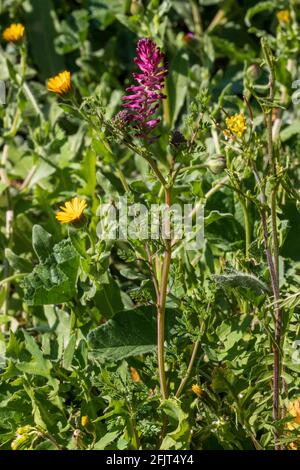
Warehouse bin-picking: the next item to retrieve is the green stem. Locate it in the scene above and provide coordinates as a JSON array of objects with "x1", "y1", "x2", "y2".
[
  {"x1": 22, "y1": 82, "x2": 43, "y2": 118},
  {"x1": 240, "y1": 197, "x2": 251, "y2": 258},
  {"x1": 190, "y1": 0, "x2": 203, "y2": 36},
  {"x1": 157, "y1": 187, "x2": 172, "y2": 400},
  {"x1": 175, "y1": 339, "x2": 200, "y2": 398}
]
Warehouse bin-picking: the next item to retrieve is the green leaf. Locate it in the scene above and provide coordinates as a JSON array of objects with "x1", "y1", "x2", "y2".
[
  {"x1": 167, "y1": 51, "x2": 188, "y2": 126},
  {"x1": 63, "y1": 334, "x2": 77, "y2": 370},
  {"x1": 17, "y1": 331, "x2": 52, "y2": 378},
  {"x1": 78, "y1": 148, "x2": 97, "y2": 198},
  {"x1": 32, "y1": 225, "x2": 53, "y2": 263},
  {"x1": 205, "y1": 210, "x2": 233, "y2": 226},
  {"x1": 0, "y1": 182, "x2": 8, "y2": 195},
  {"x1": 280, "y1": 120, "x2": 300, "y2": 142},
  {"x1": 93, "y1": 273, "x2": 124, "y2": 319},
  {"x1": 245, "y1": 2, "x2": 275, "y2": 27},
  {"x1": 5, "y1": 249, "x2": 32, "y2": 273},
  {"x1": 160, "y1": 399, "x2": 190, "y2": 450},
  {"x1": 22, "y1": 239, "x2": 80, "y2": 305},
  {"x1": 25, "y1": 0, "x2": 65, "y2": 80},
  {"x1": 214, "y1": 271, "x2": 270, "y2": 294},
  {"x1": 88, "y1": 307, "x2": 176, "y2": 361},
  {"x1": 94, "y1": 431, "x2": 120, "y2": 450}
]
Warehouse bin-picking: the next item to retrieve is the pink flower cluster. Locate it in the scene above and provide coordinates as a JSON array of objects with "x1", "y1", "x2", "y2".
[{"x1": 119, "y1": 38, "x2": 168, "y2": 140}]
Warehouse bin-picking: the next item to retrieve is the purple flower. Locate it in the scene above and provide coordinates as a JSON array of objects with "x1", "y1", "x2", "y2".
[{"x1": 120, "y1": 38, "x2": 168, "y2": 141}]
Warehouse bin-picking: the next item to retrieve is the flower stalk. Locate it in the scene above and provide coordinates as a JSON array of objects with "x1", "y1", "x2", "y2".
[{"x1": 261, "y1": 38, "x2": 282, "y2": 449}]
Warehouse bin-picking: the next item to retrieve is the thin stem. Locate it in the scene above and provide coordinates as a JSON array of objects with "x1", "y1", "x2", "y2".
[
  {"x1": 178, "y1": 163, "x2": 207, "y2": 174},
  {"x1": 22, "y1": 82, "x2": 43, "y2": 119},
  {"x1": 240, "y1": 197, "x2": 251, "y2": 258},
  {"x1": 0, "y1": 272, "x2": 27, "y2": 288},
  {"x1": 190, "y1": 0, "x2": 203, "y2": 36},
  {"x1": 143, "y1": 154, "x2": 167, "y2": 188},
  {"x1": 175, "y1": 339, "x2": 200, "y2": 398},
  {"x1": 253, "y1": 165, "x2": 282, "y2": 449},
  {"x1": 157, "y1": 187, "x2": 172, "y2": 400}
]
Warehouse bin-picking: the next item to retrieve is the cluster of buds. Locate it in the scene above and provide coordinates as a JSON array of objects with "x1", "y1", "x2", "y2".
[{"x1": 11, "y1": 425, "x2": 36, "y2": 450}]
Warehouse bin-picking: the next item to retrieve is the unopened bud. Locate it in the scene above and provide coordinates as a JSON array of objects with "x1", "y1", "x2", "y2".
[
  {"x1": 246, "y1": 64, "x2": 262, "y2": 81},
  {"x1": 81, "y1": 415, "x2": 88, "y2": 427},
  {"x1": 170, "y1": 129, "x2": 186, "y2": 148},
  {"x1": 207, "y1": 155, "x2": 226, "y2": 174},
  {"x1": 130, "y1": 0, "x2": 144, "y2": 15}
]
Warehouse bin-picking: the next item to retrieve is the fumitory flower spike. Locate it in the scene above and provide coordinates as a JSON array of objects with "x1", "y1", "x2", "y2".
[{"x1": 119, "y1": 38, "x2": 168, "y2": 141}]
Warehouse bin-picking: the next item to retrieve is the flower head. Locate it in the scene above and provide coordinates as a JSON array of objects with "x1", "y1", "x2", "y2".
[
  {"x1": 3, "y1": 23, "x2": 25, "y2": 43},
  {"x1": 47, "y1": 71, "x2": 71, "y2": 96},
  {"x1": 192, "y1": 384, "x2": 203, "y2": 397},
  {"x1": 225, "y1": 113, "x2": 247, "y2": 139},
  {"x1": 120, "y1": 38, "x2": 168, "y2": 140},
  {"x1": 56, "y1": 197, "x2": 87, "y2": 225},
  {"x1": 276, "y1": 10, "x2": 290, "y2": 23},
  {"x1": 81, "y1": 416, "x2": 88, "y2": 427}
]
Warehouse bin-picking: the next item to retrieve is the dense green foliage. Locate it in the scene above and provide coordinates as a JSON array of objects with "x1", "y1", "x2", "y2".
[{"x1": 1, "y1": 0, "x2": 300, "y2": 451}]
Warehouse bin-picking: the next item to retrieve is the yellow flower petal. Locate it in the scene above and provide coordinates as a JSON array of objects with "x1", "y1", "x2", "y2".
[
  {"x1": 3, "y1": 23, "x2": 25, "y2": 43},
  {"x1": 192, "y1": 383, "x2": 203, "y2": 397},
  {"x1": 47, "y1": 71, "x2": 71, "y2": 95},
  {"x1": 276, "y1": 10, "x2": 289, "y2": 23},
  {"x1": 225, "y1": 113, "x2": 247, "y2": 139},
  {"x1": 56, "y1": 197, "x2": 87, "y2": 225}
]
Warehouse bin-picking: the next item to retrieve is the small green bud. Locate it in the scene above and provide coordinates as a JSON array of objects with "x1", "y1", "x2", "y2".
[
  {"x1": 206, "y1": 155, "x2": 226, "y2": 174},
  {"x1": 246, "y1": 64, "x2": 262, "y2": 81},
  {"x1": 130, "y1": 0, "x2": 144, "y2": 15}
]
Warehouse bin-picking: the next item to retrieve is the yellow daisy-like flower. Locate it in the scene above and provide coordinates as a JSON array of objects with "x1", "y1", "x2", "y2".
[
  {"x1": 225, "y1": 113, "x2": 247, "y2": 139},
  {"x1": 287, "y1": 397, "x2": 300, "y2": 431},
  {"x1": 192, "y1": 384, "x2": 203, "y2": 397},
  {"x1": 276, "y1": 10, "x2": 290, "y2": 23},
  {"x1": 56, "y1": 197, "x2": 87, "y2": 225},
  {"x1": 47, "y1": 70, "x2": 71, "y2": 96},
  {"x1": 2, "y1": 23, "x2": 25, "y2": 43},
  {"x1": 81, "y1": 415, "x2": 88, "y2": 427}
]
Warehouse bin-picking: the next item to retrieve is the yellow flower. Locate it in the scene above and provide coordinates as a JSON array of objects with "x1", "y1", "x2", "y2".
[
  {"x1": 130, "y1": 367, "x2": 141, "y2": 382},
  {"x1": 56, "y1": 197, "x2": 87, "y2": 225},
  {"x1": 287, "y1": 397, "x2": 300, "y2": 430},
  {"x1": 276, "y1": 10, "x2": 290, "y2": 23},
  {"x1": 289, "y1": 441, "x2": 298, "y2": 451},
  {"x1": 2, "y1": 23, "x2": 25, "y2": 43},
  {"x1": 192, "y1": 383, "x2": 203, "y2": 397},
  {"x1": 47, "y1": 70, "x2": 71, "y2": 96},
  {"x1": 81, "y1": 415, "x2": 88, "y2": 427},
  {"x1": 225, "y1": 113, "x2": 247, "y2": 139}
]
